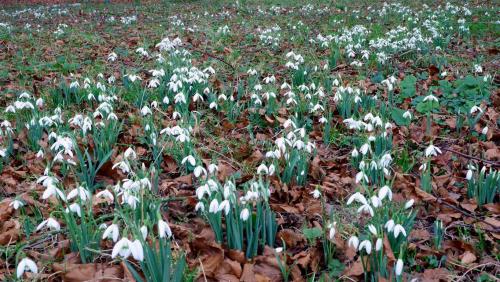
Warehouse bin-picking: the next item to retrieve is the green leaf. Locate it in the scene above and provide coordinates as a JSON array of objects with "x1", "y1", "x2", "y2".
[
  {"x1": 391, "y1": 108, "x2": 410, "y2": 126},
  {"x1": 302, "y1": 227, "x2": 322, "y2": 241},
  {"x1": 400, "y1": 75, "x2": 417, "y2": 98}
]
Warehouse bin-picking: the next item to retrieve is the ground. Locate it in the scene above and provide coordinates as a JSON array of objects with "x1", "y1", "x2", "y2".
[{"x1": 0, "y1": 0, "x2": 499, "y2": 281}]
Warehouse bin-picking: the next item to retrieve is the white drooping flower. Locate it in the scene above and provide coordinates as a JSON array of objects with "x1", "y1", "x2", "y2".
[
  {"x1": 112, "y1": 238, "x2": 143, "y2": 261},
  {"x1": 36, "y1": 217, "x2": 60, "y2": 231},
  {"x1": 181, "y1": 155, "x2": 196, "y2": 166},
  {"x1": 158, "y1": 219, "x2": 172, "y2": 238},
  {"x1": 395, "y1": 258, "x2": 404, "y2": 276},
  {"x1": 425, "y1": 144, "x2": 442, "y2": 157},
  {"x1": 385, "y1": 219, "x2": 395, "y2": 232},
  {"x1": 393, "y1": 224, "x2": 407, "y2": 238},
  {"x1": 209, "y1": 199, "x2": 219, "y2": 213},
  {"x1": 9, "y1": 199, "x2": 24, "y2": 210},
  {"x1": 375, "y1": 238, "x2": 383, "y2": 251},
  {"x1": 17, "y1": 258, "x2": 38, "y2": 278},
  {"x1": 240, "y1": 208, "x2": 250, "y2": 221},
  {"x1": 103, "y1": 224, "x2": 120, "y2": 242},
  {"x1": 140, "y1": 226, "x2": 148, "y2": 240},
  {"x1": 358, "y1": 240, "x2": 372, "y2": 254},
  {"x1": 311, "y1": 189, "x2": 321, "y2": 199},
  {"x1": 218, "y1": 200, "x2": 230, "y2": 215},
  {"x1": 404, "y1": 199, "x2": 414, "y2": 209},
  {"x1": 378, "y1": 185, "x2": 393, "y2": 201},
  {"x1": 348, "y1": 236, "x2": 359, "y2": 249}
]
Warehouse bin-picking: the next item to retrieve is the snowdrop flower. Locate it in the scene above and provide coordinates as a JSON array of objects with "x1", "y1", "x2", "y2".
[
  {"x1": 17, "y1": 258, "x2": 38, "y2": 278},
  {"x1": 36, "y1": 98, "x2": 44, "y2": 108},
  {"x1": 355, "y1": 171, "x2": 368, "y2": 184},
  {"x1": 108, "y1": 52, "x2": 118, "y2": 62},
  {"x1": 240, "y1": 208, "x2": 250, "y2": 221},
  {"x1": 67, "y1": 186, "x2": 91, "y2": 202},
  {"x1": 275, "y1": 247, "x2": 283, "y2": 253},
  {"x1": 328, "y1": 222, "x2": 336, "y2": 240},
  {"x1": 360, "y1": 143, "x2": 370, "y2": 155},
  {"x1": 194, "y1": 166, "x2": 207, "y2": 178},
  {"x1": 378, "y1": 185, "x2": 393, "y2": 201},
  {"x1": 404, "y1": 199, "x2": 414, "y2": 209},
  {"x1": 393, "y1": 224, "x2": 407, "y2": 238},
  {"x1": 126, "y1": 74, "x2": 141, "y2": 82},
  {"x1": 181, "y1": 155, "x2": 196, "y2": 166},
  {"x1": 379, "y1": 153, "x2": 392, "y2": 168},
  {"x1": 358, "y1": 240, "x2": 372, "y2": 254},
  {"x1": 474, "y1": 64, "x2": 482, "y2": 73},
  {"x1": 103, "y1": 224, "x2": 120, "y2": 242},
  {"x1": 208, "y1": 164, "x2": 218, "y2": 174},
  {"x1": 9, "y1": 199, "x2": 24, "y2": 210},
  {"x1": 36, "y1": 149, "x2": 44, "y2": 158},
  {"x1": 66, "y1": 203, "x2": 82, "y2": 217},
  {"x1": 158, "y1": 219, "x2": 172, "y2": 238},
  {"x1": 375, "y1": 238, "x2": 383, "y2": 251},
  {"x1": 351, "y1": 148, "x2": 359, "y2": 158},
  {"x1": 425, "y1": 144, "x2": 442, "y2": 157},
  {"x1": 357, "y1": 203, "x2": 374, "y2": 216},
  {"x1": 124, "y1": 148, "x2": 137, "y2": 159},
  {"x1": 470, "y1": 105, "x2": 482, "y2": 114},
  {"x1": 368, "y1": 224, "x2": 377, "y2": 236},
  {"x1": 347, "y1": 192, "x2": 368, "y2": 205},
  {"x1": 348, "y1": 236, "x2": 359, "y2": 249},
  {"x1": 96, "y1": 189, "x2": 114, "y2": 202},
  {"x1": 36, "y1": 217, "x2": 60, "y2": 231},
  {"x1": 466, "y1": 169, "x2": 473, "y2": 180},
  {"x1": 209, "y1": 199, "x2": 219, "y2": 213},
  {"x1": 42, "y1": 185, "x2": 66, "y2": 201},
  {"x1": 395, "y1": 258, "x2": 404, "y2": 276},
  {"x1": 365, "y1": 192, "x2": 379, "y2": 208},
  {"x1": 403, "y1": 111, "x2": 412, "y2": 119},
  {"x1": 482, "y1": 126, "x2": 488, "y2": 135},
  {"x1": 140, "y1": 106, "x2": 152, "y2": 116},
  {"x1": 218, "y1": 200, "x2": 230, "y2": 215},
  {"x1": 195, "y1": 202, "x2": 205, "y2": 212},
  {"x1": 311, "y1": 189, "x2": 321, "y2": 199},
  {"x1": 385, "y1": 220, "x2": 395, "y2": 232},
  {"x1": 257, "y1": 163, "x2": 269, "y2": 175},
  {"x1": 140, "y1": 226, "x2": 148, "y2": 240},
  {"x1": 423, "y1": 94, "x2": 438, "y2": 103}
]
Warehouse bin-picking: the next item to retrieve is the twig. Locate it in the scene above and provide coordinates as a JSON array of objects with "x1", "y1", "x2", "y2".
[
  {"x1": 183, "y1": 44, "x2": 235, "y2": 71},
  {"x1": 441, "y1": 147, "x2": 500, "y2": 167},
  {"x1": 436, "y1": 198, "x2": 500, "y2": 232},
  {"x1": 198, "y1": 257, "x2": 208, "y2": 282},
  {"x1": 455, "y1": 261, "x2": 500, "y2": 282}
]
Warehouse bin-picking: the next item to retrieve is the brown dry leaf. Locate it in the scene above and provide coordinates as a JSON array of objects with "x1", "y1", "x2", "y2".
[
  {"x1": 383, "y1": 235, "x2": 396, "y2": 263},
  {"x1": 217, "y1": 161, "x2": 236, "y2": 181},
  {"x1": 0, "y1": 220, "x2": 20, "y2": 245},
  {"x1": 240, "y1": 263, "x2": 257, "y2": 282},
  {"x1": 215, "y1": 258, "x2": 242, "y2": 278},
  {"x1": 52, "y1": 263, "x2": 123, "y2": 281},
  {"x1": 0, "y1": 200, "x2": 14, "y2": 222},
  {"x1": 253, "y1": 255, "x2": 281, "y2": 282},
  {"x1": 483, "y1": 203, "x2": 500, "y2": 214},
  {"x1": 277, "y1": 229, "x2": 304, "y2": 248},
  {"x1": 310, "y1": 156, "x2": 325, "y2": 180},
  {"x1": 227, "y1": 249, "x2": 246, "y2": 264},
  {"x1": 343, "y1": 258, "x2": 364, "y2": 277},
  {"x1": 410, "y1": 229, "x2": 431, "y2": 241},
  {"x1": 485, "y1": 148, "x2": 500, "y2": 161},
  {"x1": 418, "y1": 268, "x2": 450, "y2": 282},
  {"x1": 190, "y1": 237, "x2": 224, "y2": 277},
  {"x1": 460, "y1": 251, "x2": 477, "y2": 264}
]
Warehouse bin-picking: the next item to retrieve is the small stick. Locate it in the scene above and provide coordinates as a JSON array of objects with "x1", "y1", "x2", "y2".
[{"x1": 441, "y1": 147, "x2": 500, "y2": 167}]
